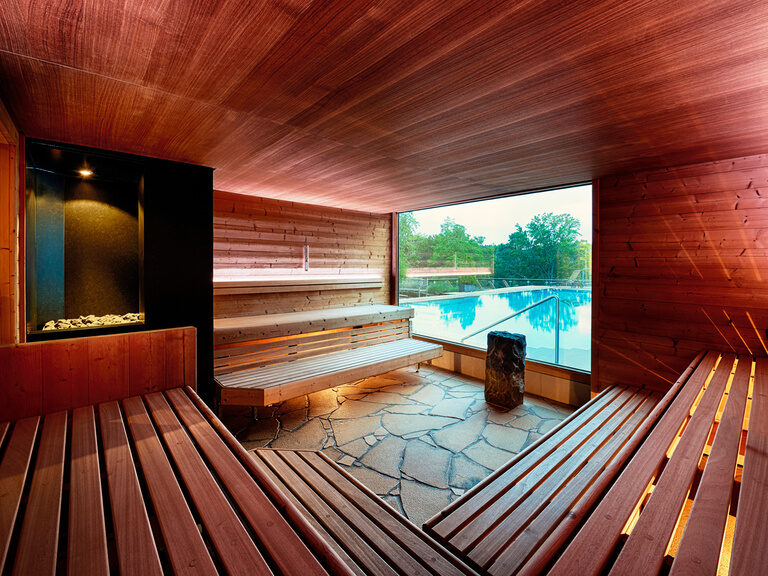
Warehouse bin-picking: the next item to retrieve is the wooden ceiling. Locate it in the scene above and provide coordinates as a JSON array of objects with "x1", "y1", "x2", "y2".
[{"x1": 1, "y1": 0, "x2": 768, "y2": 213}]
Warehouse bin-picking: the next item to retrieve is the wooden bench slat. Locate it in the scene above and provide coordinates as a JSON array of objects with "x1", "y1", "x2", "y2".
[
  {"x1": 143, "y1": 392, "x2": 274, "y2": 576},
  {"x1": 278, "y1": 450, "x2": 437, "y2": 576},
  {"x1": 255, "y1": 450, "x2": 400, "y2": 576},
  {"x1": 426, "y1": 384, "x2": 627, "y2": 537},
  {"x1": 214, "y1": 328, "x2": 410, "y2": 375},
  {"x1": 99, "y1": 401, "x2": 164, "y2": 576},
  {"x1": 432, "y1": 385, "x2": 627, "y2": 543},
  {"x1": 68, "y1": 406, "x2": 109, "y2": 576},
  {"x1": 248, "y1": 452, "x2": 368, "y2": 576},
  {"x1": 490, "y1": 390, "x2": 659, "y2": 575},
  {"x1": 213, "y1": 305, "x2": 414, "y2": 344},
  {"x1": 182, "y1": 387, "x2": 356, "y2": 576},
  {"x1": 121, "y1": 396, "x2": 218, "y2": 576},
  {"x1": 299, "y1": 450, "x2": 472, "y2": 576},
  {"x1": 214, "y1": 321, "x2": 410, "y2": 360},
  {"x1": 164, "y1": 388, "x2": 331, "y2": 576},
  {"x1": 609, "y1": 354, "x2": 736, "y2": 576},
  {"x1": 12, "y1": 411, "x2": 67, "y2": 576},
  {"x1": 0, "y1": 417, "x2": 38, "y2": 572},
  {"x1": 465, "y1": 388, "x2": 649, "y2": 567},
  {"x1": 219, "y1": 338, "x2": 435, "y2": 387},
  {"x1": 668, "y1": 357, "x2": 751, "y2": 576},
  {"x1": 730, "y1": 357, "x2": 768, "y2": 575},
  {"x1": 548, "y1": 350, "x2": 719, "y2": 576}
]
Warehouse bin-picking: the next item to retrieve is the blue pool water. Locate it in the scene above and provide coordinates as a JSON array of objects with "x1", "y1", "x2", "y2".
[{"x1": 406, "y1": 288, "x2": 591, "y2": 371}]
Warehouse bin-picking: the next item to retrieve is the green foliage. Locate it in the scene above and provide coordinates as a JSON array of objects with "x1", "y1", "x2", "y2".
[
  {"x1": 398, "y1": 211, "x2": 589, "y2": 284},
  {"x1": 494, "y1": 213, "x2": 583, "y2": 280}
]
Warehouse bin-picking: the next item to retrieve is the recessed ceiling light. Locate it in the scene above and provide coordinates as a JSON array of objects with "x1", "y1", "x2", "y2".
[{"x1": 78, "y1": 168, "x2": 93, "y2": 178}]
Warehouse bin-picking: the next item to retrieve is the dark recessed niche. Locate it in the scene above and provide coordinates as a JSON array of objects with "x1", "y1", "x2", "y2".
[{"x1": 25, "y1": 140, "x2": 144, "y2": 335}]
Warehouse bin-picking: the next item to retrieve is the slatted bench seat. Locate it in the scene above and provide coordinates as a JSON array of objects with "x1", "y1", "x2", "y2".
[
  {"x1": 252, "y1": 448, "x2": 479, "y2": 576},
  {"x1": 0, "y1": 329, "x2": 355, "y2": 576},
  {"x1": 548, "y1": 351, "x2": 766, "y2": 576},
  {"x1": 422, "y1": 379, "x2": 670, "y2": 575},
  {"x1": 214, "y1": 305, "x2": 442, "y2": 407},
  {"x1": 0, "y1": 386, "x2": 360, "y2": 575}
]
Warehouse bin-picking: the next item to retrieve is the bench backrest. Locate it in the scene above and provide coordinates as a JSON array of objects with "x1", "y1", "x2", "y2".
[
  {"x1": 214, "y1": 319, "x2": 411, "y2": 376},
  {"x1": 0, "y1": 327, "x2": 197, "y2": 421}
]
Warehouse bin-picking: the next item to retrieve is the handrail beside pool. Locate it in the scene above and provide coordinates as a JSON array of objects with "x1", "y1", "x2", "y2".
[{"x1": 460, "y1": 294, "x2": 560, "y2": 364}]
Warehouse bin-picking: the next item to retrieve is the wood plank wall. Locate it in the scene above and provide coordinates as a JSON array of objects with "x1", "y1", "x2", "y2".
[
  {"x1": 595, "y1": 154, "x2": 768, "y2": 392},
  {"x1": 0, "y1": 98, "x2": 19, "y2": 345},
  {"x1": 213, "y1": 190, "x2": 390, "y2": 318},
  {"x1": 0, "y1": 326, "x2": 197, "y2": 421}
]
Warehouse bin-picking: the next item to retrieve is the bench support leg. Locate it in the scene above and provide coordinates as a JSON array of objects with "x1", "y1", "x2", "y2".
[{"x1": 416, "y1": 362, "x2": 421, "y2": 373}]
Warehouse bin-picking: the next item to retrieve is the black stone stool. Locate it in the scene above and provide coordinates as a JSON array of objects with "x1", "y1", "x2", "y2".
[{"x1": 485, "y1": 331, "x2": 526, "y2": 408}]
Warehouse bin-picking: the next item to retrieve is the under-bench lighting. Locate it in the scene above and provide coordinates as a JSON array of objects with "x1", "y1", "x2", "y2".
[{"x1": 78, "y1": 168, "x2": 93, "y2": 178}]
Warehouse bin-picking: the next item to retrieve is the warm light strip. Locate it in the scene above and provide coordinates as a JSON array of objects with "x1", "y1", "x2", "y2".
[
  {"x1": 665, "y1": 490, "x2": 694, "y2": 558},
  {"x1": 723, "y1": 310, "x2": 753, "y2": 356},
  {"x1": 621, "y1": 479, "x2": 656, "y2": 535},
  {"x1": 700, "y1": 308, "x2": 737, "y2": 353},
  {"x1": 746, "y1": 311, "x2": 768, "y2": 356}
]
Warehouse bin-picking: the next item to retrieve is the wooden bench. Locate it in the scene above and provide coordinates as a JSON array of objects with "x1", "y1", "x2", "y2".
[
  {"x1": 214, "y1": 305, "x2": 442, "y2": 407},
  {"x1": 0, "y1": 329, "x2": 354, "y2": 575},
  {"x1": 252, "y1": 448, "x2": 479, "y2": 576},
  {"x1": 548, "y1": 351, "x2": 766, "y2": 576}
]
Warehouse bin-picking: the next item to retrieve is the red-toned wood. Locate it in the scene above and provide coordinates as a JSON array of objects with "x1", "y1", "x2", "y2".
[
  {"x1": 143, "y1": 392, "x2": 273, "y2": 576},
  {"x1": 88, "y1": 334, "x2": 130, "y2": 403},
  {"x1": 548, "y1": 351, "x2": 719, "y2": 575},
  {"x1": 0, "y1": 417, "x2": 39, "y2": 572},
  {"x1": 99, "y1": 400, "x2": 163, "y2": 576},
  {"x1": 42, "y1": 338, "x2": 89, "y2": 413},
  {"x1": 122, "y1": 395, "x2": 218, "y2": 576},
  {"x1": 669, "y1": 357, "x2": 751, "y2": 576},
  {"x1": 596, "y1": 154, "x2": 768, "y2": 392},
  {"x1": 0, "y1": 327, "x2": 197, "y2": 420},
  {"x1": 0, "y1": 98, "x2": 17, "y2": 347},
  {"x1": 165, "y1": 387, "x2": 332, "y2": 576},
  {"x1": 0, "y1": 342, "x2": 43, "y2": 419},
  {"x1": 12, "y1": 411, "x2": 67, "y2": 576},
  {"x1": 730, "y1": 357, "x2": 768, "y2": 575},
  {"x1": 68, "y1": 406, "x2": 109, "y2": 576},
  {"x1": 5, "y1": 2, "x2": 768, "y2": 212}
]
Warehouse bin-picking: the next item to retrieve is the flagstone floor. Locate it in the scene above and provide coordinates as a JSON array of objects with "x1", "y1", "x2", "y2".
[{"x1": 225, "y1": 365, "x2": 573, "y2": 527}]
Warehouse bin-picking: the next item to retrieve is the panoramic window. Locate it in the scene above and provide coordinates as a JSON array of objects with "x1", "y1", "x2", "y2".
[{"x1": 397, "y1": 185, "x2": 592, "y2": 371}]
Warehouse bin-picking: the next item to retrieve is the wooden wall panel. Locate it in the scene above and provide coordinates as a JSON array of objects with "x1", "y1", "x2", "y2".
[
  {"x1": 0, "y1": 97, "x2": 18, "y2": 345},
  {"x1": 595, "y1": 154, "x2": 768, "y2": 392},
  {"x1": 0, "y1": 326, "x2": 197, "y2": 421},
  {"x1": 213, "y1": 190, "x2": 390, "y2": 318}
]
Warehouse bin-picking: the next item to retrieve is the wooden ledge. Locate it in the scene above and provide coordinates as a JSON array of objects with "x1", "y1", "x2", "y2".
[
  {"x1": 214, "y1": 304, "x2": 414, "y2": 345},
  {"x1": 214, "y1": 275, "x2": 384, "y2": 295}
]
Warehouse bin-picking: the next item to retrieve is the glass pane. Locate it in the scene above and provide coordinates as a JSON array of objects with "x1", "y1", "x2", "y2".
[{"x1": 397, "y1": 185, "x2": 592, "y2": 371}]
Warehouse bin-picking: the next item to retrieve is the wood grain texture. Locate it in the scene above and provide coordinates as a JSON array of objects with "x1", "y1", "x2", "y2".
[
  {"x1": 0, "y1": 97, "x2": 17, "y2": 346},
  {"x1": 2, "y1": 2, "x2": 768, "y2": 212},
  {"x1": 596, "y1": 153, "x2": 768, "y2": 392},
  {"x1": 0, "y1": 327, "x2": 197, "y2": 421},
  {"x1": 213, "y1": 191, "x2": 390, "y2": 318}
]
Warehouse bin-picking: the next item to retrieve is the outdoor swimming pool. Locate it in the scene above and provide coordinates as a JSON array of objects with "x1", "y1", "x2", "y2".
[{"x1": 405, "y1": 288, "x2": 591, "y2": 371}]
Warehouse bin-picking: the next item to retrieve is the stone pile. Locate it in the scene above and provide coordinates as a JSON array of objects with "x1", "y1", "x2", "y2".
[{"x1": 43, "y1": 312, "x2": 143, "y2": 331}]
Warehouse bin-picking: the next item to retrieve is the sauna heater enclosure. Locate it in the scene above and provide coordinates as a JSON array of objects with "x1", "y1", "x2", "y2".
[{"x1": 25, "y1": 140, "x2": 144, "y2": 336}]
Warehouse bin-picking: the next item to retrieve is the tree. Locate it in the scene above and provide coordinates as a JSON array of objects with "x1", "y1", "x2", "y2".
[
  {"x1": 429, "y1": 218, "x2": 490, "y2": 268},
  {"x1": 494, "y1": 213, "x2": 583, "y2": 281}
]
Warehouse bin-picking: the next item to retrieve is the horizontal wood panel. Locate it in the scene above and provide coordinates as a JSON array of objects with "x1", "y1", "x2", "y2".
[
  {"x1": 213, "y1": 190, "x2": 390, "y2": 318},
  {"x1": 596, "y1": 154, "x2": 768, "y2": 392},
  {"x1": 3, "y1": 2, "x2": 768, "y2": 211},
  {"x1": 0, "y1": 327, "x2": 197, "y2": 421}
]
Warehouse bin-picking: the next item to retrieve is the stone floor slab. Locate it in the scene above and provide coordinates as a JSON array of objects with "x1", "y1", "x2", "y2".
[
  {"x1": 345, "y1": 466, "x2": 399, "y2": 495},
  {"x1": 382, "y1": 413, "x2": 456, "y2": 436},
  {"x1": 450, "y1": 455, "x2": 491, "y2": 489},
  {"x1": 431, "y1": 411, "x2": 487, "y2": 453},
  {"x1": 338, "y1": 437, "x2": 371, "y2": 458},
  {"x1": 483, "y1": 423, "x2": 529, "y2": 453},
  {"x1": 408, "y1": 384, "x2": 445, "y2": 405},
  {"x1": 331, "y1": 415, "x2": 380, "y2": 446},
  {"x1": 463, "y1": 440, "x2": 515, "y2": 470},
  {"x1": 359, "y1": 434, "x2": 406, "y2": 478},
  {"x1": 400, "y1": 479, "x2": 453, "y2": 527},
  {"x1": 330, "y1": 400, "x2": 387, "y2": 420},
  {"x1": 269, "y1": 418, "x2": 326, "y2": 450},
  {"x1": 401, "y1": 440, "x2": 451, "y2": 489},
  {"x1": 429, "y1": 397, "x2": 474, "y2": 419}
]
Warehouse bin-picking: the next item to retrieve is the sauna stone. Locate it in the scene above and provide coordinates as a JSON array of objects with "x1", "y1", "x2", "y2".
[{"x1": 485, "y1": 331, "x2": 526, "y2": 409}]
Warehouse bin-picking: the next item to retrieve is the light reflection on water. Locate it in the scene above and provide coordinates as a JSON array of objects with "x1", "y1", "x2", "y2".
[{"x1": 406, "y1": 288, "x2": 591, "y2": 371}]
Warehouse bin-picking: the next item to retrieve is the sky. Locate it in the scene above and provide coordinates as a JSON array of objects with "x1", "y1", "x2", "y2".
[{"x1": 405, "y1": 184, "x2": 592, "y2": 245}]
